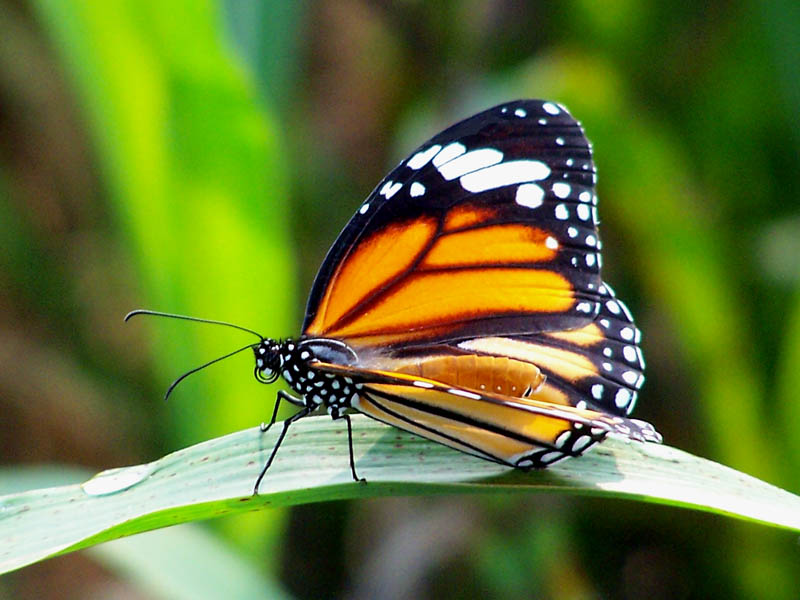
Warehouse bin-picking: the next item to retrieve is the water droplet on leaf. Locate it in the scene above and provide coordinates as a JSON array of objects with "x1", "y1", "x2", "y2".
[{"x1": 81, "y1": 463, "x2": 154, "y2": 496}]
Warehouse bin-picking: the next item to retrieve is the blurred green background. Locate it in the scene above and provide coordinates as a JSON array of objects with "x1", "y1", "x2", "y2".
[{"x1": 2, "y1": 0, "x2": 799, "y2": 598}]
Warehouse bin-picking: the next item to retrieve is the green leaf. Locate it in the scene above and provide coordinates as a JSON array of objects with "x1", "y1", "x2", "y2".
[{"x1": 2, "y1": 415, "x2": 799, "y2": 575}]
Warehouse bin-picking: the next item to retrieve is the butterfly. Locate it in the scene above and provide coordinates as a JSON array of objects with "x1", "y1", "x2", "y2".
[{"x1": 129, "y1": 99, "x2": 661, "y2": 494}]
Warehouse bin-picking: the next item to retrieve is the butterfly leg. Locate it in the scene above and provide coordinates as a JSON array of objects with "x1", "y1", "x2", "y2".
[
  {"x1": 254, "y1": 405, "x2": 312, "y2": 495},
  {"x1": 343, "y1": 413, "x2": 366, "y2": 484},
  {"x1": 260, "y1": 389, "x2": 303, "y2": 433}
]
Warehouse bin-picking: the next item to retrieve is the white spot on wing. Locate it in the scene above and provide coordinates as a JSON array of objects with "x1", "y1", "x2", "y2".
[
  {"x1": 459, "y1": 160, "x2": 551, "y2": 193},
  {"x1": 516, "y1": 183, "x2": 544, "y2": 208},
  {"x1": 555, "y1": 204, "x2": 569, "y2": 220},
  {"x1": 380, "y1": 181, "x2": 402, "y2": 199},
  {"x1": 410, "y1": 182, "x2": 426, "y2": 197},
  {"x1": 623, "y1": 346, "x2": 637, "y2": 363},
  {"x1": 359, "y1": 203, "x2": 370, "y2": 214},
  {"x1": 545, "y1": 236, "x2": 559, "y2": 250},
  {"x1": 553, "y1": 182, "x2": 571, "y2": 198},
  {"x1": 619, "y1": 300, "x2": 634, "y2": 321},
  {"x1": 615, "y1": 388, "x2": 631, "y2": 408},
  {"x1": 636, "y1": 347, "x2": 646, "y2": 368},
  {"x1": 437, "y1": 148, "x2": 504, "y2": 180},
  {"x1": 407, "y1": 144, "x2": 442, "y2": 169},
  {"x1": 539, "y1": 451, "x2": 564, "y2": 464},
  {"x1": 572, "y1": 436, "x2": 593, "y2": 453},
  {"x1": 432, "y1": 142, "x2": 467, "y2": 167},
  {"x1": 542, "y1": 102, "x2": 561, "y2": 115},
  {"x1": 514, "y1": 108, "x2": 527, "y2": 117},
  {"x1": 622, "y1": 371, "x2": 638, "y2": 385},
  {"x1": 448, "y1": 388, "x2": 481, "y2": 400}
]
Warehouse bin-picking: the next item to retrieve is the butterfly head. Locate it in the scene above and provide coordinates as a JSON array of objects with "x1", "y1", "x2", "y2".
[{"x1": 253, "y1": 338, "x2": 284, "y2": 384}]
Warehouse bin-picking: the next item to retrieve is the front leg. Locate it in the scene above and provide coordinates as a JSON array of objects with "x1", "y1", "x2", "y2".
[
  {"x1": 254, "y1": 404, "x2": 312, "y2": 494},
  {"x1": 260, "y1": 389, "x2": 303, "y2": 432}
]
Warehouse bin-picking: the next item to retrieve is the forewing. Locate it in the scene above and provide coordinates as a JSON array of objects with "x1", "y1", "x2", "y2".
[{"x1": 303, "y1": 100, "x2": 603, "y2": 349}]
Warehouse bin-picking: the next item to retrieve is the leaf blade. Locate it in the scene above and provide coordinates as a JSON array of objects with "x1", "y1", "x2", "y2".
[{"x1": 2, "y1": 415, "x2": 799, "y2": 575}]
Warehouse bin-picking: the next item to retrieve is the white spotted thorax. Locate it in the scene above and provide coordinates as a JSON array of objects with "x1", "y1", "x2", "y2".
[{"x1": 254, "y1": 338, "x2": 362, "y2": 419}]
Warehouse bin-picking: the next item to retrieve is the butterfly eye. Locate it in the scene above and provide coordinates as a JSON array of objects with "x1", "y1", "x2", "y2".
[{"x1": 254, "y1": 341, "x2": 281, "y2": 384}]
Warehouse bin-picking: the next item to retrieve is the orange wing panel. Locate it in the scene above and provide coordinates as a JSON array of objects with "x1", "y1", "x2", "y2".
[
  {"x1": 422, "y1": 225, "x2": 557, "y2": 268},
  {"x1": 354, "y1": 394, "x2": 542, "y2": 463},
  {"x1": 324, "y1": 269, "x2": 574, "y2": 340},
  {"x1": 442, "y1": 204, "x2": 497, "y2": 231},
  {"x1": 307, "y1": 217, "x2": 437, "y2": 335},
  {"x1": 544, "y1": 323, "x2": 605, "y2": 347},
  {"x1": 457, "y1": 337, "x2": 599, "y2": 385},
  {"x1": 393, "y1": 354, "x2": 546, "y2": 397},
  {"x1": 363, "y1": 383, "x2": 579, "y2": 441}
]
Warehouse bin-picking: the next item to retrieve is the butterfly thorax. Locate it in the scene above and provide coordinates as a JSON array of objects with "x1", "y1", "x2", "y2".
[{"x1": 253, "y1": 337, "x2": 361, "y2": 419}]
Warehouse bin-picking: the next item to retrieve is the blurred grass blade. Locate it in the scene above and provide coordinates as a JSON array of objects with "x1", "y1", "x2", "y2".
[
  {"x1": 2, "y1": 415, "x2": 800, "y2": 575},
  {"x1": 31, "y1": 0, "x2": 296, "y2": 442},
  {"x1": 88, "y1": 526, "x2": 292, "y2": 600},
  {"x1": 31, "y1": 0, "x2": 296, "y2": 558}
]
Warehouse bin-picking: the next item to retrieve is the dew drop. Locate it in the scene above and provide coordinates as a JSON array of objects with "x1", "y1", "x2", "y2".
[{"x1": 81, "y1": 463, "x2": 155, "y2": 496}]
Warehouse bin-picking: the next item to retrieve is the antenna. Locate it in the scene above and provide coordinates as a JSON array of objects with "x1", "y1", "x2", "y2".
[
  {"x1": 125, "y1": 309, "x2": 264, "y2": 340},
  {"x1": 125, "y1": 309, "x2": 269, "y2": 400},
  {"x1": 163, "y1": 342, "x2": 260, "y2": 401}
]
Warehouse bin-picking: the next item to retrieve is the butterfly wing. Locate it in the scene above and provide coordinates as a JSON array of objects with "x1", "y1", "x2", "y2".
[
  {"x1": 303, "y1": 100, "x2": 603, "y2": 349},
  {"x1": 451, "y1": 282, "x2": 646, "y2": 419},
  {"x1": 298, "y1": 99, "x2": 658, "y2": 461},
  {"x1": 311, "y1": 360, "x2": 660, "y2": 467}
]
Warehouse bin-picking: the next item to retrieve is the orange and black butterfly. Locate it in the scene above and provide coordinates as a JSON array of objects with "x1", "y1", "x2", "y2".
[{"x1": 130, "y1": 99, "x2": 661, "y2": 493}]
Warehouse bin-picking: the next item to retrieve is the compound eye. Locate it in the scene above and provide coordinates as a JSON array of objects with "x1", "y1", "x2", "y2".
[
  {"x1": 253, "y1": 343, "x2": 280, "y2": 384},
  {"x1": 255, "y1": 363, "x2": 278, "y2": 384}
]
